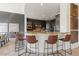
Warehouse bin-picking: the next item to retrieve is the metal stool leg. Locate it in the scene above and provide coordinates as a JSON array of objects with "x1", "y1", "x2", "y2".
[
  {"x1": 52, "y1": 44, "x2": 54, "y2": 55},
  {"x1": 64, "y1": 42, "x2": 66, "y2": 56},
  {"x1": 25, "y1": 43, "x2": 27, "y2": 56},
  {"x1": 63, "y1": 42, "x2": 72, "y2": 56},
  {"x1": 47, "y1": 44, "x2": 48, "y2": 56},
  {"x1": 27, "y1": 42, "x2": 39, "y2": 56},
  {"x1": 35, "y1": 43, "x2": 37, "y2": 56},
  {"x1": 15, "y1": 40, "x2": 17, "y2": 52},
  {"x1": 21, "y1": 40, "x2": 24, "y2": 49},
  {"x1": 62, "y1": 41, "x2": 63, "y2": 51},
  {"x1": 38, "y1": 42, "x2": 39, "y2": 56},
  {"x1": 43, "y1": 42, "x2": 45, "y2": 56},
  {"x1": 18, "y1": 41, "x2": 20, "y2": 56},
  {"x1": 70, "y1": 42, "x2": 72, "y2": 55},
  {"x1": 15, "y1": 40, "x2": 19, "y2": 52},
  {"x1": 28, "y1": 44, "x2": 31, "y2": 56},
  {"x1": 30, "y1": 44, "x2": 31, "y2": 56},
  {"x1": 56, "y1": 42, "x2": 59, "y2": 56}
]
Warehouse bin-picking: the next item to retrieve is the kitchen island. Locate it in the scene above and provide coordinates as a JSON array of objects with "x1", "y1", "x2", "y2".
[{"x1": 25, "y1": 32, "x2": 70, "y2": 54}]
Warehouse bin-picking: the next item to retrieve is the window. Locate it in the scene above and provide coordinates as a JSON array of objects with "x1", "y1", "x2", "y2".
[
  {"x1": 9, "y1": 23, "x2": 19, "y2": 32},
  {"x1": 0, "y1": 23, "x2": 8, "y2": 33}
]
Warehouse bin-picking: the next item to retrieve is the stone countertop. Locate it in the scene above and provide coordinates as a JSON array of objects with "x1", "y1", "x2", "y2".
[{"x1": 26, "y1": 31, "x2": 70, "y2": 35}]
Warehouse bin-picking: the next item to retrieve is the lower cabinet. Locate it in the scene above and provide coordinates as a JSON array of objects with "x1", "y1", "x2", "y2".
[{"x1": 71, "y1": 31, "x2": 78, "y2": 43}]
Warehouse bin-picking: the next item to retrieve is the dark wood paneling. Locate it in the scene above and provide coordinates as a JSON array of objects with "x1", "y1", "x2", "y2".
[
  {"x1": 70, "y1": 3, "x2": 78, "y2": 17},
  {"x1": 71, "y1": 31, "x2": 78, "y2": 43},
  {"x1": 70, "y1": 3, "x2": 78, "y2": 43},
  {"x1": 70, "y1": 17, "x2": 78, "y2": 29},
  {"x1": 27, "y1": 18, "x2": 46, "y2": 31}
]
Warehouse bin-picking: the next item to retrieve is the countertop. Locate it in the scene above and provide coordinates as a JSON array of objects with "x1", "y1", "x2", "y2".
[{"x1": 26, "y1": 31, "x2": 70, "y2": 35}]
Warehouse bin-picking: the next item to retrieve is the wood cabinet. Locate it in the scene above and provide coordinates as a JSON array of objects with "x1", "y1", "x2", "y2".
[
  {"x1": 71, "y1": 31, "x2": 78, "y2": 43},
  {"x1": 70, "y1": 16, "x2": 78, "y2": 29},
  {"x1": 70, "y1": 3, "x2": 78, "y2": 43},
  {"x1": 70, "y1": 3, "x2": 78, "y2": 17}
]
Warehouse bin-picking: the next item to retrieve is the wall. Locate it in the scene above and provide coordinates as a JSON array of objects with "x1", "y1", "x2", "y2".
[
  {"x1": 0, "y1": 11, "x2": 24, "y2": 32},
  {"x1": 60, "y1": 3, "x2": 79, "y2": 49},
  {"x1": 0, "y1": 3, "x2": 25, "y2": 14},
  {"x1": 60, "y1": 3, "x2": 70, "y2": 33},
  {"x1": 55, "y1": 14, "x2": 60, "y2": 32}
]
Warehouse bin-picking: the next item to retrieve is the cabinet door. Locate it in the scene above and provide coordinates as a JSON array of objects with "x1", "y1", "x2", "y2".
[
  {"x1": 70, "y1": 17, "x2": 78, "y2": 29},
  {"x1": 71, "y1": 31, "x2": 78, "y2": 43},
  {"x1": 70, "y1": 3, "x2": 78, "y2": 17},
  {"x1": 70, "y1": 3, "x2": 78, "y2": 43}
]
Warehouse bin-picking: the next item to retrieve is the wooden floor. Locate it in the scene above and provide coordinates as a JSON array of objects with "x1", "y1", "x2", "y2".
[
  {"x1": 0, "y1": 40, "x2": 15, "y2": 56},
  {"x1": 0, "y1": 40, "x2": 79, "y2": 56}
]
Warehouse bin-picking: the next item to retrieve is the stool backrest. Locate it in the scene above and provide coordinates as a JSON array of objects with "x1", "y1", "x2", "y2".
[
  {"x1": 48, "y1": 35, "x2": 58, "y2": 44},
  {"x1": 64, "y1": 34, "x2": 71, "y2": 41},
  {"x1": 26, "y1": 35, "x2": 36, "y2": 43},
  {"x1": 15, "y1": 32, "x2": 24, "y2": 40}
]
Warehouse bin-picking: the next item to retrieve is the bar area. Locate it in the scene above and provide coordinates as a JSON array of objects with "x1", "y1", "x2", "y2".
[
  {"x1": 27, "y1": 15, "x2": 60, "y2": 32},
  {"x1": 0, "y1": 3, "x2": 79, "y2": 56},
  {"x1": 24, "y1": 3, "x2": 76, "y2": 56}
]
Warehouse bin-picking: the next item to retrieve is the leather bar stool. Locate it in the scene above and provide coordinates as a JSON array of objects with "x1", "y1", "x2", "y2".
[
  {"x1": 26, "y1": 35, "x2": 39, "y2": 56},
  {"x1": 15, "y1": 32, "x2": 24, "y2": 56},
  {"x1": 44, "y1": 35, "x2": 58, "y2": 56},
  {"x1": 59, "y1": 34, "x2": 72, "y2": 56}
]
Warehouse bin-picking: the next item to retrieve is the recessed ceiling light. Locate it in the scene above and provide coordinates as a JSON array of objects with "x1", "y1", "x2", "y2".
[{"x1": 40, "y1": 3, "x2": 43, "y2": 6}]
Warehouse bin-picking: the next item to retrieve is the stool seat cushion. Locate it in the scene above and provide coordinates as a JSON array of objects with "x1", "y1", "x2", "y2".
[
  {"x1": 45, "y1": 40, "x2": 56, "y2": 44},
  {"x1": 28, "y1": 40, "x2": 38, "y2": 44}
]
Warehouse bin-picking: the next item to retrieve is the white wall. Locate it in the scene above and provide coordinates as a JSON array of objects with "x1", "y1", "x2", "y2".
[
  {"x1": 24, "y1": 15, "x2": 27, "y2": 37},
  {"x1": 0, "y1": 3, "x2": 25, "y2": 14},
  {"x1": 60, "y1": 3, "x2": 70, "y2": 33},
  {"x1": 60, "y1": 3, "x2": 79, "y2": 49}
]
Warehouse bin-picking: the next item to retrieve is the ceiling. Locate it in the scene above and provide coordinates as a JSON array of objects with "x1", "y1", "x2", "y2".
[
  {"x1": 25, "y1": 3, "x2": 60, "y2": 20},
  {"x1": 0, "y1": 3, "x2": 25, "y2": 14},
  {"x1": 0, "y1": 11, "x2": 24, "y2": 22},
  {"x1": 75, "y1": 3, "x2": 79, "y2": 6}
]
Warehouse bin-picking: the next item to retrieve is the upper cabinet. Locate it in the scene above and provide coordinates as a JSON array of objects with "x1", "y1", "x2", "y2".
[
  {"x1": 70, "y1": 17, "x2": 78, "y2": 29},
  {"x1": 70, "y1": 3, "x2": 78, "y2": 17},
  {"x1": 70, "y1": 3, "x2": 78, "y2": 43},
  {"x1": 70, "y1": 3, "x2": 78, "y2": 29}
]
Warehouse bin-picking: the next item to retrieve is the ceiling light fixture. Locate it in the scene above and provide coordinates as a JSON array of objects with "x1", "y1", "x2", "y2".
[{"x1": 40, "y1": 3, "x2": 43, "y2": 6}]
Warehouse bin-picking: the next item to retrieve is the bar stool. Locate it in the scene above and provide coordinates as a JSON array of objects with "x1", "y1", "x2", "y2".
[
  {"x1": 44, "y1": 35, "x2": 58, "y2": 56},
  {"x1": 15, "y1": 32, "x2": 24, "y2": 56},
  {"x1": 26, "y1": 35, "x2": 39, "y2": 56},
  {"x1": 59, "y1": 34, "x2": 72, "y2": 56}
]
